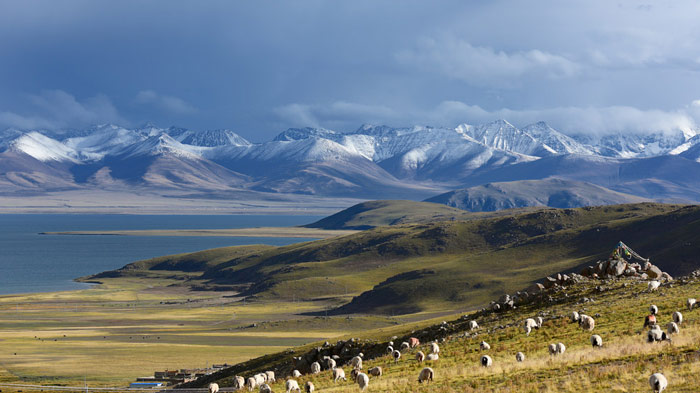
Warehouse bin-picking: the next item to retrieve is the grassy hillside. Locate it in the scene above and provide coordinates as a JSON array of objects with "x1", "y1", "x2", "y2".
[
  {"x1": 85, "y1": 203, "x2": 700, "y2": 316},
  {"x1": 303, "y1": 200, "x2": 540, "y2": 229},
  {"x1": 189, "y1": 270, "x2": 700, "y2": 392}
]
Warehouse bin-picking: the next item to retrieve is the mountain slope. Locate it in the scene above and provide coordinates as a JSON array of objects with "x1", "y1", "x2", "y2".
[{"x1": 426, "y1": 178, "x2": 649, "y2": 211}]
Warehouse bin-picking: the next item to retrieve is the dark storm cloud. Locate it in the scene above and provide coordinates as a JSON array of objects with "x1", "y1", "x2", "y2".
[{"x1": 1, "y1": 1, "x2": 700, "y2": 140}]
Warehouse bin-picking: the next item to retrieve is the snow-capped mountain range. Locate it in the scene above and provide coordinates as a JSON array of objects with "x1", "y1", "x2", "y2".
[{"x1": 3, "y1": 120, "x2": 700, "y2": 201}]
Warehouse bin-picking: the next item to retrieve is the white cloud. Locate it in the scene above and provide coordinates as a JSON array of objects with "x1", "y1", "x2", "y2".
[
  {"x1": 274, "y1": 101, "x2": 396, "y2": 129},
  {"x1": 0, "y1": 90, "x2": 123, "y2": 130},
  {"x1": 396, "y1": 37, "x2": 581, "y2": 86},
  {"x1": 134, "y1": 90, "x2": 197, "y2": 115}
]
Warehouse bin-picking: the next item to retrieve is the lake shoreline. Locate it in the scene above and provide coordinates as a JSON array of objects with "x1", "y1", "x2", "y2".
[{"x1": 40, "y1": 227, "x2": 357, "y2": 238}]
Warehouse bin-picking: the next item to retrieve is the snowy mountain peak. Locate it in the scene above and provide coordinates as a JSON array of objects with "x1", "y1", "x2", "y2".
[
  {"x1": 9, "y1": 131, "x2": 80, "y2": 163},
  {"x1": 273, "y1": 127, "x2": 339, "y2": 142}
]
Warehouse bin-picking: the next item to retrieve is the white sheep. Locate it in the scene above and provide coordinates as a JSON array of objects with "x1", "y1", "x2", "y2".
[
  {"x1": 254, "y1": 373, "x2": 267, "y2": 385},
  {"x1": 400, "y1": 342, "x2": 410, "y2": 351},
  {"x1": 247, "y1": 377, "x2": 258, "y2": 392},
  {"x1": 291, "y1": 370, "x2": 301, "y2": 378},
  {"x1": 480, "y1": 341, "x2": 491, "y2": 350},
  {"x1": 416, "y1": 350, "x2": 425, "y2": 362},
  {"x1": 579, "y1": 314, "x2": 595, "y2": 331},
  {"x1": 259, "y1": 384, "x2": 272, "y2": 393},
  {"x1": 310, "y1": 362, "x2": 321, "y2": 374},
  {"x1": 233, "y1": 376, "x2": 245, "y2": 390},
  {"x1": 386, "y1": 345, "x2": 393, "y2": 354},
  {"x1": 326, "y1": 358, "x2": 336, "y2": 370},
  {"x1": 515, "y1": 352, "x2": 525, "y2": 362},
  {"x1": 350, "y1": 355, "x2": 363, "y2": 370},
  {"x1": 673, "y1": 311, "x2": 683, "y2": 324},
  {"x1": 649, "y1": 281, "x2": 661, "y2": 291},
  {"x1": 285, "y1": 379, "x2": 301, "y2": 393},
  {"x1": 418, "y1": 367, "x2": 434, "y2": 383},
  {"x1": 687, "y1": 298, "x2": 696, "y2": 311},
  {"x1": 649, "y1": 373, "x2": 668, "y2": 392},
  {"x1": 591, "y1": 334, "x2": 603, "y2": 348},
  {"x1": 426, "y1": 353, "x2": 439, "y2": 361},
  {"x1": 648, "y1": 325, "x2": 670, "y2": 343},
  {"x1": 333, "y1": 367, "x2": 346, "y2": 382},
  {"x1": 523, "y1": 318, "x2": 538, "y2": 335},
  {"x1": 556, "y1": 342, "x2": 566, "y2": 355},
  {"x1": 571, "y1": 311, "x2": 580, "y2": 323},
  {"x1": 650, "y1": 304, "x2": 659, "y2": 315},
  {"x1": 480, "y1": 355, "x2": 492, "y2": 367},
  {"x1": 265, "y1": 371, "x2": 275, "y2": 383},
  {"x1": 667, "y1": 321, "x2": 679, "y2": 335},
  {"x1": 368, "y1": 366, "x2": 382, "y2": 377},
  {"x1": 430, "y1": 341, "x2": 440, "y2": 354},
  {"x1": 469, "y1": 320, "x2": 479, "y2": 330},
  {"x1": 304, "y1": 381, "x2": 314, "y2": 393},
  {"x1": 356, "y1": 372, "x2": 370, "y2": 392},
  {"x1": 392, "y1": 349, "x2": 401, "y2": 362},
  {"x1": 536, "y1": 317, "x2": 544, "y2": 328},
  {"x1": 208, "y1": 383, "x2": 219, "y2": 393}
]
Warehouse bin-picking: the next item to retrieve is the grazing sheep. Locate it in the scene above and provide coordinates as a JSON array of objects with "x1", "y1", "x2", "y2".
[
  {"x1": 416, "y1": 350, "x2": 425, "y2": 363},
  {"x1": 648, "y1": 325, "x2": 670, "y2": 342},
  {"x1": 409, "y1": 337, "x2": 420, "y2": 348},
  {"x1": 255, "y1": 374, "x2": 267, "y2": 385},
  {"x1": 285, "y1": 379, "x2": 301, "y2": 393},
  {"x1": 480, "y1": 355, "x2": 493, "y2": 367},
  {"x1": 523, "y1": 318, "x2": 538, "y2": 335},
  {"x1": 644, "y1": 314, "x2": 658, "y2": 328},
  {"x1": 350, "y1": 355, "x2": 363, "y2": 370},
  {"x1": 265, "y1": 371, "x2": 276, "y2": 383},
  {"x1": 650, "y1": 304, "x2": 659, "y2": 315},
  {"x1": 233, "y1": 376, "x2": 246, "y2": 390},
  {"x1": 673, "y1": 311, "x2": 683, "y2": 324},
  {"x1": 571, "y1": 311, "x2": 580, "y2": 323},
  {"x1": 386, "y1": 345, "x2": 393, "y2": 354},
  {"x1": 304, "y1": 381, "x2": 314, "y2": 393},
  {"x1": 579, "y1": 314, "x2": 595, "y2": 331},
  {"x1": 480, "y1": 341, "x2": 491, "y2": 350},
  {"x1": 350, "y1": 368, "x2": 360, "y2": 382},
  {"x1": 687, "y1": 298, "x2": 696, "y2": 311},
  {"x1": 208, "y1": 383, "x2": 219, "y2": 393},
  {"x1": 591, "y1": 334, "x2": 603, "y2": 348},
  {"x1": 310, "y1": 362, "x2": 321, "y2": 375},
  {"x1": 556, "y1": 342, "x2": 566, "y2": 355},
  {"x1": 515, "y1": 352, "x2": 525, "y2": 362},
  {"x1": 333, "y1": 367, "x2": 346, "y2": 382},
  {"x1": 426, "y1": 353, "x2": 439, "y2": 361},
  {"x1": 548, "y1": 343, "x2": 557, "y2": 355},
  {"x1": 418, "y1": 367, "x2": 434, "y2": 383},
  {"x1": 667, "y1": 321, "x2": 680, "y2": 335},
  {"x1": 400, "y1": 342, "x2": 410, "y2": 351},
  {"x1": 469, "y1": 320, "x2": 479, "y2": 330},
  {"x1": 259, "y1": 384, "x2": 272, "y2": 393},
  {"x1": 649, "y1": 373, "x2": 668, "y2": 392},
  {"x1": 536, "y1": 317, "x2": 544, "y2": 328},
  {"x1": 368, "y1": 366, "x2": 382, "y2": 377},
  {"x1": 392, "y1": 349, "x2": 401, "y2": 362},
  {"x1": 356, "y1": 372, "x2": 370, "y2": 392},
  {"x1": 430, "y1": 341, "x2": 440, "y2": 354},
  {"x1": 326, "y1": 358, "x2": 336, "y2": 370},
  {"x1": 291, "y1": 370, "x2": 302, "y2": 378},
  {"x1": 649, "y1": 281, "x2": 661, "y2": 292},
  {"x1": 247, "y1": 377, "x2": 258, "y2": 392}
]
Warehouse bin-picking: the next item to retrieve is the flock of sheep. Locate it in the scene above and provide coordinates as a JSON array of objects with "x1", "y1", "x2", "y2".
[{"x1": 207, "y1": 294, "x2": 697, "y2": 392}]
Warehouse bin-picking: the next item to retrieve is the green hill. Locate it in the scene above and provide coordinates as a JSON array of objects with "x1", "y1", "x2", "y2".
[{"x1": 85, "y1": 203, "x2": 700, "y2": 315}]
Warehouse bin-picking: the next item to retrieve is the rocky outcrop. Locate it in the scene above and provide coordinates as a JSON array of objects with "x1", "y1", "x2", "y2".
[{"x1": 579, "y1": 258, "x2": 671, "y2": 281}]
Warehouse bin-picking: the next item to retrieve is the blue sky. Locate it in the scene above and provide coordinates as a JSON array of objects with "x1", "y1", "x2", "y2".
[{"x1": 1, "y1": 0, "x2": 700, "y2": 141}]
